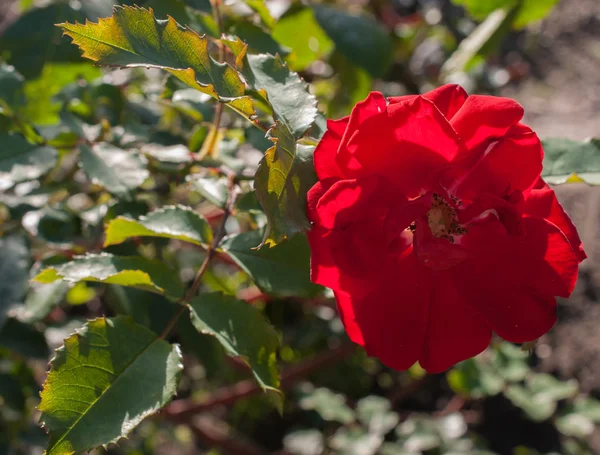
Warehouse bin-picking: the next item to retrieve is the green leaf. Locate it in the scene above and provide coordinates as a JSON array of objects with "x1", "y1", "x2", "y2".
[
  {"x1": 188, "y1": 175, "x2": 229, "y2": 208},
  {"x1": 254, "y1": 122, "x2": 317, "y2": 245},
  {"x1": 272, "y1": 7, "x2": 334, "y2": 71},
  {"x1": 39, "y1": 316, "x2": 183, "y2": 455},
  {"x1": 0, "y1": 63, "x2": 25, "y2": 111},
  {"x1": 571, "y1": 397, "x2": 600, "y2": 422},
  {"x1": 243, "y1": 0, "x2": 275, "y2": 28},
  {"x1": 527, "y1": 373, "x2": 579, "y2": 402},
  {"x1": 188, "y1": 292, "x2": 281, "y2": 406},
  {"x1": 221, "y1": 230, "x2": 321, "y2": 297},
  {"x1": 59, "y1": 5, "x2": 254, "y2": 117},
  {"x1": 0, "y1": 3, "x2": 87, "y2": 78},
  {"x1": 441, "y1": 7, "x2": 518, "y2": 78},
  {"x1": 34, "y1": 253, "x2": 183, "y2": 301},
  {"x1": 542, "y1": 138, "x2": 600, "y2": 184},
  {"x1": 231, "y1": 21, "x2": 290, "y2": 57},
  {"x1": 79, "y1": 143, "x2": 149, "y2": 198},
  {"x1": 299, "y1": 387, "x2": 355, "y2": 424},
  {"x1": 556, "y1": 413, "x2": 595, "y2": 439},
  {"x1": 0, "y1": 317, "x2": 48, "y2": 359},
  {"x1": 104, "y1": 205, "x2": 212, "y2": 247},
  {"x1": 0, "y1": 235, "x2": 30, "y2": 327},
  {"x1": 312, "y1": 6, "x2": 392, "y2": 78},
  {"x1": 0, "y1": 134, "x2": 58, "y2": 191},
  {"x1": 18, "y1": 282, "x2": 69, "y2": 324},
  {"x1": 451, "y1": 0, "x2": 558, "y2": 28},
  {"x1": 504, "y1": 385, "x2": 556, "y2": 421},
  {"x1": 245, "y1": 53, "x2": 317, "y2": 139}
]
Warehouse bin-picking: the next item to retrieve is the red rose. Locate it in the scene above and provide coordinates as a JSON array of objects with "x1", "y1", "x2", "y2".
[{"x1": 307, "y1": 85, "x2": 586, "y2": 373}]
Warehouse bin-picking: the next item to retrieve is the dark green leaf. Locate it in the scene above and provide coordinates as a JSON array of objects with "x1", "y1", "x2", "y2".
[
  {"x1": 254, "y1": 122, "x2": 317, "y2": 245},
  {"x1": 34, "y1": 254, "x2": 183, "y2": 301},
  {"x1": 79, "y1": 143, "x2": 149, "y2": 198},
  {"x1": 18, "y1": 282, "x2": 69, "y2": 324},
  {"x1": 104, "y1": 205, "x2": 212, "y2": 247},
  {"x1": 542, "y1": 138, "x2": 600, "y2": 184},
  {"x1": 0, "y1": 134, "x2": 58, "y2": 190},
  {"x1": 222, "y1": 230, "x2": 321, "y2": 297},
  {"x1": 312, "y1": 5, "x2": 392, "y2": 78},
  {"x1": 231, "y1": 22, "x2": 290, "y2": 57},
  {"x1": 39, "y1": 316, "x2": 183, "y2": 455},
  {"x1": 0, "y1": 235, "x2": 29, "y2": 327},
  {"x1": 245, "y1": 53, "x2": 317, "y2": 139},
  {"x1": 0, "y1": 318, "x2": 48, "y2": 359},
  {"x1": 59, "y1": 5, "x2": 254, "y2": 117},
  {"x1": 188, "y1": 292, "x2": 281, "y2": 406},
  {"x1": 0, "y1": 63, "x2": 25, "y2": 111}
]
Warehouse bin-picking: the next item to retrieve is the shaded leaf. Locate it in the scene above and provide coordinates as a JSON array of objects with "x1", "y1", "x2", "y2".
[
  {"x1": 188, "y1": 292, "x2": 281, "y2": 406},
  {"x1": 312, "y1": 6, "x2": 392, "y2": 78},
  {"x1": 254, "y1": 122, "x2": 317, "y2": 245},
  {"x1": 79, "y1": 143, "x2": 149, "y2": 198},
  {"x1": 188, "y1": 175, "x2": 229, "y2": 208},
  {"x1": 18, "y1": 282, "x2": 69, "y2": 324},
  {"x1": 39, "y1": 316, "x2": 183, "y2": 455},
  {"x1": 221, "y1": 230, "x2": 321, "y2": 297},
  {"x1": 59, "y1": 5, "x2": 254, "y2": 117},
  {"x1": 542, "y1": 138, "x2": 600, "y2": 184},
  {"x1": 0, "y1": 318, "x2": 48, "y2": 359},
  {"x1": 0, "y1": 134, "x2": 58, "y2": 191},
  {"x1": 0, "y1": 236, "x2": 30, "y2": 327},
  {"x1": 0, "y1": 63, "x2": 25, "y2": 111},
  {"x1": 104, "y1": 205, "x2": 212, "y2": 247},
  {"x1": 34, "y1": 253, "x2": 183, "y2": 301},
  {"x1": 245, "y1": 53, "x2": 317, "y2": 139}
]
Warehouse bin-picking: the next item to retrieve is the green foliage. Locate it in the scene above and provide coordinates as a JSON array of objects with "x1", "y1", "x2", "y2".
[
  {"x1": 255, "y1": 122, "x2": 317, "y2": 245},
  {"x1": 39, "y1": 316, "x2": 182, "y2": 455},
  {"x1": 35, "y1": 254, "x2": 184, "y2": 301},
  {"x1": 0, "y1": 1, "x2": 592, "y2": 454},
  {"x1": 0, "y1": 134, "x2": 58, "y2": 190},
  {"x1": 59, "y1": 5, "x2": 254, "y2": 117},
  {"x1": 188, "y1": 292, "x2": 281, "y2": 406},
  {"x1": 221, "y1": 230, "x2": 321, "y2": 297},
  {"x1": 312, "y1": 6, "x2": 392, "y2": 78},
  {"x1": 105, "y1": 205, "x2": 212, "y2": 247},
  {"x1": 542, "y1": 138, "x2": 600, "y2": 184}
]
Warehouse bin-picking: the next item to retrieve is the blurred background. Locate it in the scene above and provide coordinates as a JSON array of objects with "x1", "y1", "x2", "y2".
[{"x1": 0, "y1": 0, "x2": 599, "y2": 454}]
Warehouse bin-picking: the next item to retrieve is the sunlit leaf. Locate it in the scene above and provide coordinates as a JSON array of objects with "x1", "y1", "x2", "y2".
[
  {"x1": 188, "y1": 292, "x2": 281, "y2": 408},
  {"x1": 254, "y1": 122, "x2": 317, "y2": 246},
  {"x1": 39, "y1": 316, "x2": 183, "y2": 455},
  {"x1": 34, "y1": 253, "x2": 183, "y2": 301},
  {"x1": 272, "y1": 7, "x2": 333, "y2": 71},
  {"x1": 104, "y1": 205, "x2": 212, "y2": 247},
  {"x1": 59, "y1": 5, "x2": 254, "y2": 117}
]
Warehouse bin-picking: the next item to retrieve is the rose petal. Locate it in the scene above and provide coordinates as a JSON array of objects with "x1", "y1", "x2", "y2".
[
  {"x1": 422, "y1": 84, "x2": 469, "y2": 121},
  {"x1": 420, "y1": 272, "x2": 491, "y2": 373},
  {"x1": 525, "y1": 181, "x2": 587, "y2": 262},
  {"x1": 448, "y1": 124, "x2": 543, "y2": 201},
  {"x1": 346, "y1": 96, "x2": 465, "y2": 197},
  {"x1": 451, "y1": 94, "x2": 524, "y2": 151},
  {"x1": 343, "y1": 251, "x2": 429, "y2": 371}
]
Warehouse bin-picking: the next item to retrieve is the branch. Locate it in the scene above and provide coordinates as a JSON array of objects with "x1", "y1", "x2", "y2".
[{"x1": 164, "y1": 342, "x2": 357, "y2": 419}]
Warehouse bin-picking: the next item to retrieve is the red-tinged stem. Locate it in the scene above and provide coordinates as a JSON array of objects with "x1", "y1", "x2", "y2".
[{"x1": 163, "y1": 342, "x2": 357, "y2": 419}]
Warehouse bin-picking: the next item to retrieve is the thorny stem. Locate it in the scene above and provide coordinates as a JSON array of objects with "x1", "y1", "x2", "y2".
[{"x1": 159, "y1": 173, "x2": 237, "y2": 340}]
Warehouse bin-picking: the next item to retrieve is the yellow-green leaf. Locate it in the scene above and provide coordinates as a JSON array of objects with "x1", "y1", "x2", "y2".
[
  {"x1": 104, "y1": 205, "x2": 212, "y2": 247},
  {"x1": 34, "y1": 253, "x2": 183, "y2": 301},
  {"x1": 59, "y1": 5, "x2": 254, "y2": 117}
]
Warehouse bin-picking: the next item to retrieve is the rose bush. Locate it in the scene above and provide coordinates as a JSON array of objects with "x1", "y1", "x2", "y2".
[{"x1": 307, "y1": 84, "x2": 586, "y2": 373}]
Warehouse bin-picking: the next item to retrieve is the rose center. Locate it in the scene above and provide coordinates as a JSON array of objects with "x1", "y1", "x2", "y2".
[{"x1": 426, "y1": 194, "x2": 466, "y2": 243}]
